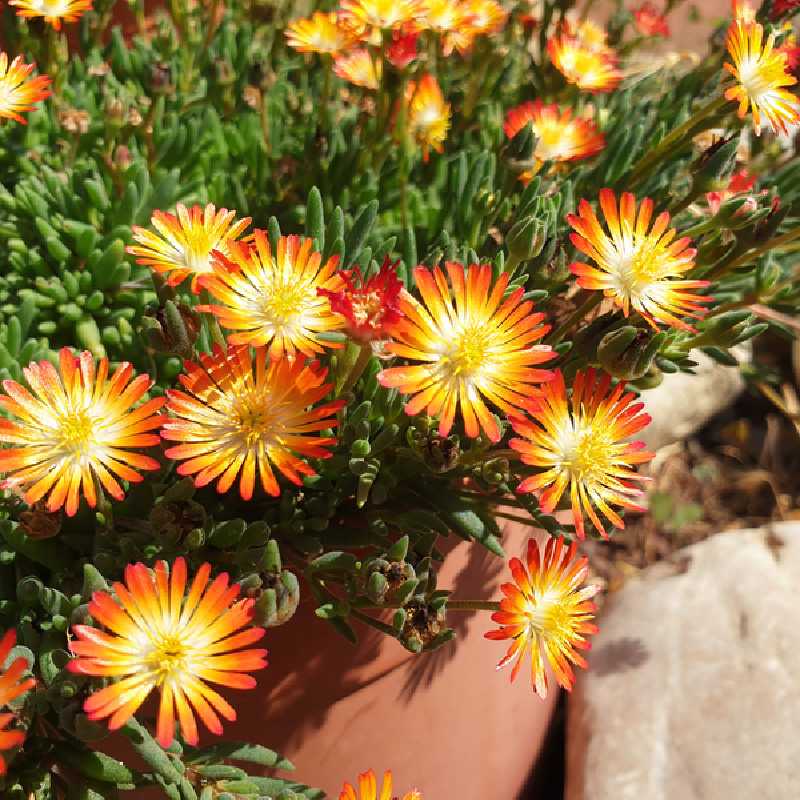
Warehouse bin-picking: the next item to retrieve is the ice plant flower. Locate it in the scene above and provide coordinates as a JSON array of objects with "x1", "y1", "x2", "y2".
[
  {"x1": 567, "y1": 189, "x2": 710, "y2": 330},
  {"x1": 510, "y1": 369, "x2": 654, "y2": 538},
  {"x1": 771, "y1": 0, "x2": 800, "y2": 18},
  {"x1": 405, "y1": 74, "x2": 451, "y2": 160},
  {"x1": 503, "y1": 100, "x2": 605, "y2": 183},
  {"x1": 724, "y1": 20, "x2": 800, "y2": 135},
  {"x1": 706, "y1": 168, "x2": 760, "y2": 214},
  {"x1": 0, "y1": 349, "x2": 164, "y2": 517},
  {"x1": 162, "y1": 345, "x2": 343, "y2": 499},
  {"x1": 387, "y1": 29, "x2": 419, "y2": 69},
  {"x1": 732, "y1": 0, "x2": 756, "y2": 23},
  {"x1": 9, "y1": 0, "x2": 92, "y2": 29},
  {"x1": 339, "y1": 0, "x2": 422, "y2": 30},
  {"x1": 317, "y1": 257, "x2": 405, "y2": 343},
  {"x1": 285, "y1": 11, "x2": 359, "y2": 55},
  {"x1": 128, "y1": 204, "x2": 251, "y2": 292},
  {"x1": 632, "y1": 2, "x2": 670, "y2": 37},
  {"x1": 485, "y1": 536, "x2": 599, "y2": 697},
  {"x1": 418, "y1": 0, "x2": 473, "y2": 54},
  {"x1": 334, "y1": 49, "x2": 381, "y2": 90},
  {"x1": 198, "y1": 232, "x2": 345, "y2": 361},
  {"x1": 68, "y1": 557, "x2": 267, "y2": 747},
  {"x1": 339, "y1": 769, "x2": 421, "y2": 800},
  {"x1": 377, "y1": 262, "x2": 554, "y2": 442},
  {"x1": 547, "y1": 28, "x2": 622, "y2": 92},
  {"x1": 0, "y1": 630, "x2": 35, "y2": 776},
  {"x1": 0, "y1": 53, "x2": 51, "y2": 124},
  {"x1": 462, "y1": 0, "x2": 508, "y2": 37}
]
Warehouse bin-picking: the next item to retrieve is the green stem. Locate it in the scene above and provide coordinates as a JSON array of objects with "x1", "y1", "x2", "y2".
[
  {"x1": 627, "y1": 95, "x2": 728, "y2": 187},
  {"x1": 351, "y1": 607, "x2": 399, "y2": 637},
  {"x1": 547, "y1": 292, "x2": 602, "y2": 345},
  {"x1": 708, "y1": 227, "x2": 800, "y2": 280},
  {"x1": 338, "y1": 342, "x2": 374, "y2": 397}
]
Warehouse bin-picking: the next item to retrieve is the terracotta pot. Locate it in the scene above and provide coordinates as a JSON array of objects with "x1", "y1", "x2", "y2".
[
  {"x1": 102, "y1": 521, "x2": 556, "y2": 797},
  {"x1": 224, "y1": 519, "x2": 557, "y2": 797}
]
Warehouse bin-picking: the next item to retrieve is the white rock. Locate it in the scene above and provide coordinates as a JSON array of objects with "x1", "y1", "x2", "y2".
[
  {"x1": 638, "y1": 349, "x2": 746, "y2": 451},
  {"x1": 566, "y1": 524, "x2": 800, "y2": 800}
]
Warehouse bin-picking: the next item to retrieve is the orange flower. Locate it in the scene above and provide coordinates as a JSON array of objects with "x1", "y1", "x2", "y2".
[
  {"x1": 128, "y1": 204, "x2": 251, "y2": 292},
  {"x1": 510, "y1": 369, "x2": 653, "y2": 538},
  {"x1": 334, "y1": 49, "x2": 381, "y2": 89},
  {"x1": 10, "y1": 0, "x2": 92, "y2": 29},
  {"x1": 503, "y1": 100, "x2": 605, "y2": 183},
  {"x1": 567, "y1": 189, "x2": 710, "y2": 330},
  {"x1": 68, "y1": 558, "x2": 267, "y2": 747},
  {"x1": 632, "y1": 2, "x2": 670, "y2": 37},
  {"x1": 0, "y1": 630, "x2": 35, "y2": 776},
  {"x1": 0, "y1": 349, "x2": 164, "y2": 517},
  {"x1": 732, "y1": 0, "x2": 756, "y2": 23},
  {"x1": 285, "y1": 11, "x2": 359, "y2": 55},
  {"x1": 706, "y1": 168, "x2": 760, "y2": 214},
  {"x1": 485, "y1": 536, "x2": 599, "y2": 697},
  {"x1": 724, "y1": 20, "x2": 800, "y2": 135},
  {"x1": 162, "y1": 345, "x2": 343, "y2": 499},
  {"x1": 378, "y1": 262, "x2": 554, "y2": 442},
  {"x1": 462, "y1": 0, "x2": 508, "y2": 37},
  {"x1": 339, "y1": 0, "x2": 423, "y2": 30},
  {"x1": 317, "y1": 257, "x2": 405, "y2": 343},
  {"x1": 198, "y1": 232, "x2": 346, "y2": 361},
  {"x1": 417, "y1": 0, "x2": 474, "y2": 54},
  {"x1": 405, "y1": 74, "x2": 451, "y2": 160},
  {"x1": 547, "y1": 26, "x2": 622, "y2": 92},
  {"x1": 0, "y1": 53, "x2": 50, "y2": 124},
  {"x1": 340, "y1": 769, "x2": 421, "y2": 800}
]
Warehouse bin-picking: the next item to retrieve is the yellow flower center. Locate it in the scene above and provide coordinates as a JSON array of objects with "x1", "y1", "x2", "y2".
[
  {"x1": 145, "y1": 633, "x2": 190, "y2": 683},
  {"x1": 526, "y1": 588, "x2": 571, "y2": 635},
  {"x1": 738, "y1": 55, "x2": 772, "y2": 101},
  {"x1": 444, "y1": 325, "x2": 491, "y2": 377},
  {"x1": 557, "y1": 419, "x2": 613, "y2": 482},
  {"x1": 233, "y1": 394, "x2": 278, "y2": 445},
  {"x1": 35, "y1": 0, "x2": 70, "y2": 13},
  {"x1": 261, "y1": 281, "x2": 314, "y2": 326},
  {"x1": 349, "y1": 291, "x2": 383, "y2": 328},
  {"x1": 58, "y1": 409, "x2": 96, "y2": 457}
]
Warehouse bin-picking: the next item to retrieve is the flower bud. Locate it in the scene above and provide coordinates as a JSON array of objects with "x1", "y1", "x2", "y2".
[
  {"x1": 598, "y1": 326, "x2": 666, "y2": 380},
  {"x1": 690, "y1": 135, "x2": 738, "y2": 195},
  {"x1": 506, "y1": 216, "x2": 546, "y2": 271},
  {"x1": 253, "y1": 570, "x2": 300, "y2": 628}
]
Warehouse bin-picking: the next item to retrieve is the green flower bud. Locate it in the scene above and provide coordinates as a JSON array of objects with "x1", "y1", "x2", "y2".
[
  {"x1": 690, "y1": 135, "x2": 738, "y2": 195},
  {"x1": 598, "y1": 326, "x2": 666, "y2": 380},
  {"x1": 367, "y1": 571, "x2": 389, "y2": 603},
  {"x1": 506, "y1": 216, "x2": 545, "y2": 271},
  {"x1": 254, "y1": 570, "x2": 300, "y2": 628}
]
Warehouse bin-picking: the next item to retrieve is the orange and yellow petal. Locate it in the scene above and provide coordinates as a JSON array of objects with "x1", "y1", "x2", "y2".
[
  {"x1": 724, "y1": 20, "x2": 800, "y2": 135},
  {"x1": 510, "y1": 369, "x2": 654, "y2": 538},
  {"x1": 128, "y1": 203, "x2": 251, "y2": 293},
  {"x1": 632, "y1": 2, "x2": 670, "y2": 37},
  {"x1": 566, "y1": 188, "x2": 710, "y2": 330},
  {"x1": 485, "y1": 536, "x2": 599, "y2": 697},
  {"x1": 198, "y1": 231, "x2": 346, "y2": 360},
  {"x1": 162, "y1": 345, "x2": 343, "y2": 500},
  {"x1": 285, "y1": 12, "x2": 359, "y2": 55},
  {"x1": 377, "y1": 262, "x2": 555, "y2": 442},
  {"x1": 9, "y1": 0, "x2": 92, "y2": 29},
  {"x1": 339, "y1": 0, "x2": 423, "y2": 30},
  {"x1": 0, "y1": 630, "x2": 36, "y2": 775},
  {"x1": 406, "y1": 74, "x2": 451, "y2": 160},
  {"x1": 0, "y1": 53, "x2": 51, "y2": 125},
  {"x1": 503, "y1": 100, "x2": 605, "y2": 168},
  {"x1": 547, "y1": 28, "x2": 622, "y2": 92},
  {"x1": 334, "y1": 49, "x2": 381, "y2": 89},
  {"x1": 68, "y1": 558, "x2": 267, "y2": 747},
  {"x1": 339, "y1": 769, "x2": 421, "y2": 800},
  {"x1": 0, "y1": 349, "x2": 164, "y2": 517}
]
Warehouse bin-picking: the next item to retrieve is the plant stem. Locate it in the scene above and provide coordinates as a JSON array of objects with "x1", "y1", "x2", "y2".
[
  {"x1": 708, "y1": 227, "x2": 800, "y2": 280},
  {"x1": 547, "y1": 292, "x2": 602, "y2": 345},
  {"x1": 627, "y1": 95, "x2": 728, "y2": 187},
  {"x1": 351, "y1": 607, "x2": 399, "y2": 636},
  {"x1": 338, "y1": 342, "x2": 373, "y2": 397}
]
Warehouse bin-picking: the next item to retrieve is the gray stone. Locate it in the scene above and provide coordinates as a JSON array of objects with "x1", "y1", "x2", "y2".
[
  {"x1": 566, "y1": 524, "x2": 800, "y2": 800},
  {"x1": 639, "y1": 349, "x2": 746, "y2": 451}
]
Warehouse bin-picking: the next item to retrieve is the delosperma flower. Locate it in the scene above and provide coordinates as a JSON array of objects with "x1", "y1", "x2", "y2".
[
  {"x1": 485, "y1": 536, "x2": 599, "y2": 698},
  {"x1": 0, "y1": 53, "x2": 51, "y2": 124},
  {"x1": 0, "y1": 630, "x2": 35, "y2": 776},
  {"x1": 504, "y1": 100, "x2": 605, "y2": 182},
  {"x1": 567, "y1": 189, "x2": 711, "y2": 330},
  {"x1": 285, "y1": 11, "x2": 359, "y2": 55},
  {"x1": 198, "y1": 232, "x2": 346, "y2": 361},
  {"x1": 334, "y1": 49, "x2": 381, "y2": 90},
  {"x1": 547, "y1": 27, "x2": 622, "y2": 92},
  {"x1": 0, "y1": 349, "x2": 164, "y2": 517},
  {"x1": 317, "y1": 256, "x2": 405, "y2": 343},
  {"x1": 339, "y1": 0, "x2": 423, "y2": 31},
  {"x1": 162, "y1": 345, "x2": 343, "y2": 499},
  {"x1": 724, "y1": 20, "x2": 800, "y2": 136},
  {"x1": 9, "y1": 0, "x2": 92, "y2": 30},
  {"x1": 405, "y1": 74, "x2": 451, "y2": 160},
  {"x1": 509, "y1": 369, "x2": 654, "y2": 538},
  {"x1": 632, "y1": 2, "x2": 670, "y2": 37},
  {"x1": 339, "y1": 769, "x2": 422, "y2": 800},
  {"x1": 128, "y1": 204, "x2": 251, "y2": 292},
  {"x1": 68, "y1": 558, "x2": 267, "y2": 747},
  {"x1": 378, "y1": 262, "x2": 554, "y2": 443}
]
